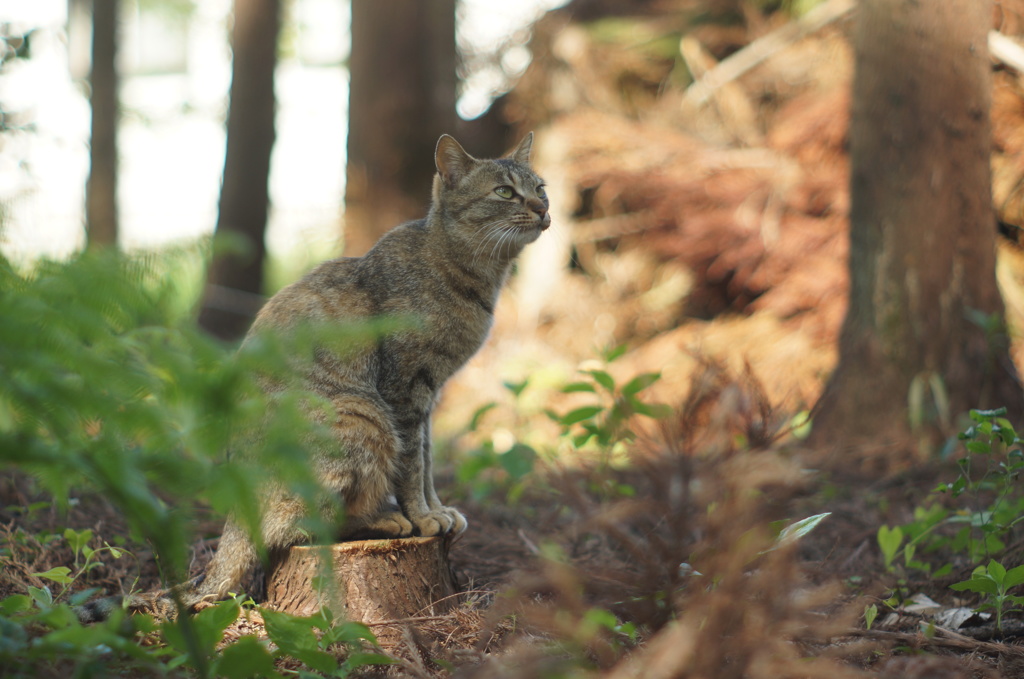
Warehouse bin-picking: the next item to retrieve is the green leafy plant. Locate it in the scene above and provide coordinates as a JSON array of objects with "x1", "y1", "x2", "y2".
[
  {"x1": 552, "y1": 345, "x2": 672, "y2": 453},
  {"x1": 258, "y1": 606, "x2": 394, "y2": 677},
  {"x1": 877, "y1": 408, "x2": 1024, "y2": 577},
  {"x1": 0, "y1": 248, "x2": 403, "y2": 676},
  {"x1": 950, "y1": 560, "x2": 1024, "y2": 633},
  {"x1": 871, "y1": 408, "x2": 1024, "y2": 630},
  {"x1": 455, "y1": 346, "x2": 674, "y2": 503},
  {"x1": 29, "y1": 528, "x2": 133, "y2": 605},
  {"x1": 0, "y1": 586, "x2": 165, "y2": 678},
  {"x1": 455, "y1": 380, "x2": 539, "y2": 502}
]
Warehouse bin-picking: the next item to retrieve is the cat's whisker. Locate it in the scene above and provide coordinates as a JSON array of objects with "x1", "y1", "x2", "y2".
[
  {"x1": 504, "y1": 227, "x2": 521, "y2": 260},
  {"x1": 472, "y1": 228, "x2": 498, "y2": 260},
  {"x1": 489, "y1": 225, "x2": 517, "y2": 262},
  {"x1": 471, "y1": 219, "x2": 506, "y2": 252},
  {"x1": 477, "y1": 220, "x2": 511, "y2": 261}
]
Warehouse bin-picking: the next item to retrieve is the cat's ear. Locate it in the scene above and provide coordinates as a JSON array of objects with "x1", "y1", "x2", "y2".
[
  {"x1": 435, "y1": 135, "x2": 476, "y2": 187},
  {"x1": 506, "y1": 132, "x2": 534, "y2": 165}
]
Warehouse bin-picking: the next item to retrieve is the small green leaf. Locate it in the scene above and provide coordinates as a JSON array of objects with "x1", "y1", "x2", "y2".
[
  {"x1": 32, "y1": 567, "x2": 73, "y2": 585},
  {"x1": 214, "y1": 636, "x2": 282, "y2": 679},
  {"x1": 499, "y1": 444, "x2": 537, "y2": 480},
  {"x1": 560, "y1": 405, "x2": 604, "y2": 426},
  {"x1": 561, "y1": 381, "x2": 597, "y2": 394},
  {"x1": 583, "y1": 370, "x2": 616, "y2": 392},
  {"x1": 603, "y1": 344, "x2": 628, "y2": 362},
  {"x1": 789, "y1": 411, "x2": 812, "y2": 439},
  {"x1": 988, "y1": 559, "x2": 1008, "y2": 584},
  {"x1": 966, "y1": 441, "x2": 991, "y2": 455},
  {"x1": 261, "y1": 607, "x2": 320, "y2": 655},
  {"x1": 621, "y1": 372, "x2": 661, "y2": 396},
  {"x1": 467, "y1": 402, "x2": 497, "y2": 431},
  {"x1": 162, "y1": 599, "x2": 240, "y2": 658},
  {"x1": 629, "y1": 399, "x2": 673, "y2": 419},
  {"x1": 950, "y1": 577, "x2": 998, "y2": 595},
  {"x1": 0, "y1": 594, "x2": 32, "y2": 616},
  {"x1": 618, "y1": 620, "x2": 638, "y2": 641},
  {"x1": 326, "y1": 620, "x2": 378, "y2": 646},
  {"x1": 778, "y1": 513, "x2": 831, "y2": 544},
  {"x1": 502, "y1": 380, "x2": 529, "y2": 398},
  {"x1": 573, "y1": 430, "x2": 596, "y2": 447},
  {"x1": 583, "y1": 607, "x2": 620, "y2": 632},
  {"x1": 63, "y1": 528, "x2": 93, "y2": 560},
  {"x1": 258, "y1": 615, "x2": 339, "y2": 672},
  {"x1": 864, "y1": 603, "x2": 878, "y2": 630},
  {"x1": 27, "y1": 586, "x2": 52, "y2": 609},
  {"x1": 996, "y1": 419, "x2": 1018, "y2": 445},
  {"x1": 1003, "y1": 564, "x2": 1024, "y2": 589},
  {"x1": 877, "y1": 525, "x2": 904, "y2": 569}
]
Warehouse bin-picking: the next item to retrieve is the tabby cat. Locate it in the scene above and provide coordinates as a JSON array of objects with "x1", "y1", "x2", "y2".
[{"x1": 77, "y1": 133, "x2": 549, "y2": 622}]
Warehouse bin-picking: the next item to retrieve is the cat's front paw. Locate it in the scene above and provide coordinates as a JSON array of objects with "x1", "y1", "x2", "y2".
[
  {"x1": 443, "y1": 506, "x2": 468, "y2": 535},
  {"x1": 412, "y1": 506, "x2": 467, "y2": 537},
  {"x1": 365, "y1": 511, "x2": 414, "y2": 538}
]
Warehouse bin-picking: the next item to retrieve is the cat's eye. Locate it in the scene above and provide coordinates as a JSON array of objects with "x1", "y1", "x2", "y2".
[
  {"x1": 536, "y1": 185, "x2": 547, "y2": 199},
  {"x1": 494, "y1": 186, "x2": 515, "y2": 199}
]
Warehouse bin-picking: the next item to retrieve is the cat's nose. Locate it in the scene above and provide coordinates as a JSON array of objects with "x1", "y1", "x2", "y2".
[{"x1": 527, "y1": 199, "x2": 547, "y2": 219}]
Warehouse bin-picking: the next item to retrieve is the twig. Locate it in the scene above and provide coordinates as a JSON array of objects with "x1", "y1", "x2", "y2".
[
  {"x1": 682, "y1": 6, "x2": 1024, "y2": 108},
  {"x1": 364, "y1": 614, "x2": 452, "y2": 627},
  {"x1": 843, "y1": 625, "x2": 1024, "y2": 658},
  {"x1": 411, "y1": 588, "x2": 494, "y2": 618},
  {"x1": 990, "y1": 31, "x2": 1024, "y2": 73},
  {"x1": 518, "y1": 528, "x2": 541, "y2": 556},
  {"x1": 682, "y1": 0, "x2": 856, "y2": 108}
]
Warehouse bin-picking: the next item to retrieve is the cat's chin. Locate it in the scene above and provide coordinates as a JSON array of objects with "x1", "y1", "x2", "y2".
[{"x1": 518, "y1": 227, "x2": 544, "y2": 245}]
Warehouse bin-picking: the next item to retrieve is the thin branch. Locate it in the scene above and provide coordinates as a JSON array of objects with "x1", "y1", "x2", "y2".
[
  {"x1": 682, "y1": 0, "x2": 856, "y2": 108},
  {"x1": 843, "y1": 625, "x2": 1024, "y2": 658},
  {"x1": 990, "y1": 31, "x2": 1024, "y2": 72}
]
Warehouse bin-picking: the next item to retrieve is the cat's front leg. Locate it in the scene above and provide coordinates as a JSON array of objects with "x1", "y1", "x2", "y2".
[
  {"x1": 422, "y1": 417, "x2": 467, "y2": 534},
  {"x1": 393, "y1": 418, "x2": 465, "y2": 537}
]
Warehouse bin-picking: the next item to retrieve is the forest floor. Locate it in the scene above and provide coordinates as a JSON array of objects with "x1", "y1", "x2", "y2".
[{"x1": 7, "y1": 1, "x2": 1024, "y2": 677}]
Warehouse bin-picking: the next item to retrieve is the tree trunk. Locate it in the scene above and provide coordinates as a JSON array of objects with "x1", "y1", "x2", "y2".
[
  {"x1": 811, "y1": 0, "x2": 1023, "y2": 456},
  {"x1": 197, "y1": 0, "x2": 280, "y2": 341},
  {"x1": 344, "y1": 0, "x2": 457, "y2": 256},
  {"x1": 85, "y1": 0, "x2": 119, "y2": 249},
  {"x1": 266, "y1": 537, "x2": 458, "y2": 648}
]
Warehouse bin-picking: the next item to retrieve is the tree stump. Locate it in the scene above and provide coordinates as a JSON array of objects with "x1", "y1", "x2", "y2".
[{"x1": 266, "y1": 537, "x2": 458, "y2": 648}]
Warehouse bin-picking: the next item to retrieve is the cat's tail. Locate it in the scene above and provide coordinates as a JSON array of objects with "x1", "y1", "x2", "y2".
[
  {"x1": 75, "y1": 521, "x2": 261, "y2": 624},
  {"x1": 74, "y1": 586, "x2": 186, "y2": 623}
]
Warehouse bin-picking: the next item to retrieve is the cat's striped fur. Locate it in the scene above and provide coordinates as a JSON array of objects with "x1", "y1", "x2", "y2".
[{"x1": 76, "y1": 133, "x2": 549, "y2": 622}]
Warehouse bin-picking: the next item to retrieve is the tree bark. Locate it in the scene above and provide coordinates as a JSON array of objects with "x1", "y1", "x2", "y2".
[
  {"x1": 344, "y1": 0, "x2": 457, "y2": 256},
  {"x1": 811, "y1": 0, "x2": 1023, "y2": 456},
  {"x1": 85, "y1": 0, "x2": 119, "y2": 249},
  {"x1": 197, "y1": 0, "x2": 280, "y2": 341},
  {"x1": 266, "y1": 537, "x2": 458, "y2": 648}
]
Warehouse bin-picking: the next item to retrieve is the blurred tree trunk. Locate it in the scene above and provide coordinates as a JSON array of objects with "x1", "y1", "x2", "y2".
[
  {"x1": 344, "y1": 0, "x2": 457, "y2": 256},
  {"x1": 811, "y1": 0, "x2": 1023, "y2": 455},
  {"x1": 85, "y1": 0, "x2": 119, "y2": 249},
  {"x1": 198, "y1": 0, "x2": 280, "y2": 341}
]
